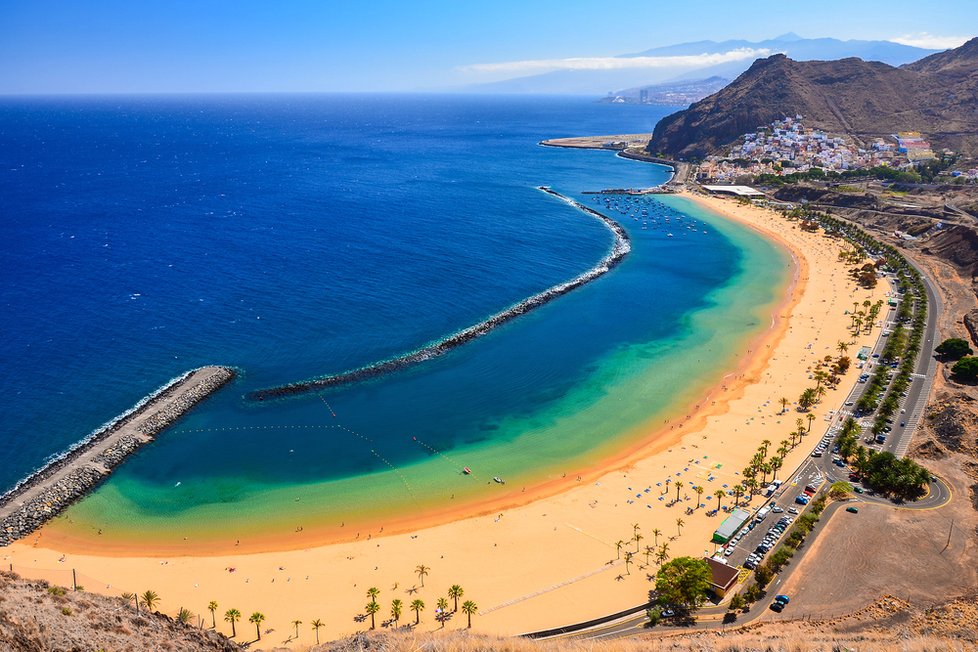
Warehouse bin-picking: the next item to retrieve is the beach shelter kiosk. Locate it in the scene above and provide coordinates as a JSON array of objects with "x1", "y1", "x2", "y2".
[{"x1": 712, "y1": 507, "x2": 751, "y2": 544}]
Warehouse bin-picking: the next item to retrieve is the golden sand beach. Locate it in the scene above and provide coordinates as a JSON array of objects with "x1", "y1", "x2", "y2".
[{"x1": 3, "y1": 192, "x2": 889, "y2": 650}]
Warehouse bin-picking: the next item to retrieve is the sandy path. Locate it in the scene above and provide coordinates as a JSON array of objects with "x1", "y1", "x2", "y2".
[{"x1": 3, "y1": 195, "x2": 889, "y2": 650}]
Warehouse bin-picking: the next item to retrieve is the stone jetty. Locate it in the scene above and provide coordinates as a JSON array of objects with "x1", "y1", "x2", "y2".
[
  {"x1": 0, "y1": 366, "x2": 235, "y2": 547},
  {"x1": 247, "y1": 188, "x2": 630, "y2": 401}
]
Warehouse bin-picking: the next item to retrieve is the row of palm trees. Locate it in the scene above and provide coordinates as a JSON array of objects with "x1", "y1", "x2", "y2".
[
  {"x1": 612, "y1": 522, "x2": 683, "y2": 576},
  {"x1": 123, "y1": 564, "x2": 486, "y2": 645},
  {"x1": 364, "y1": 584, "x2": 478, "y2": 630},
  {"x1": 120, "y1": 592, "x2": 275, "y2": 643}
]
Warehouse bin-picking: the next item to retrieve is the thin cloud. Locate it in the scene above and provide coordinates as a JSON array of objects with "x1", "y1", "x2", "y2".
[
  {"x1": 459, "y1": 48, "x2": 773, "y2": 75},
  {"x1": 891, "y1": 33, "x2": 971, "y2": 50}
]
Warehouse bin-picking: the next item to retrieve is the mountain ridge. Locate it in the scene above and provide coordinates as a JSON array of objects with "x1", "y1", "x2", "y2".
[
  {"x1": 465, "y1": 35, "x2": 938, "y2": 95},
  {"x1": 648, "y1": 37, "x2": 978, "y2": 159}
]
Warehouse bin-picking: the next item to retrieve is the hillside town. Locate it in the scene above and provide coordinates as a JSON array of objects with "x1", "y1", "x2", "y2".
[{"x1": 696, "y1": 116, "x2": 978, "y2": 182}]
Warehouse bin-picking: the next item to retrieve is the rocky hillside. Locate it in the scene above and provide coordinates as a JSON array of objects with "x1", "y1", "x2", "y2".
[
  {"x1": 0, "y1": 571, "x2": 242, "y2": 652},
  {"x1": 649, "y1": 37, "x2": 978, "y2": 158}
]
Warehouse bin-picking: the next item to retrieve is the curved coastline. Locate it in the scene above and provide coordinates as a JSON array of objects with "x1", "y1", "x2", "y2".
[
  {"x1": 0, "y1": 366, "x2": 236, "y2": 547},
  {"x1": 246, "y1": 187, "x2": 631, "y2": 401}
]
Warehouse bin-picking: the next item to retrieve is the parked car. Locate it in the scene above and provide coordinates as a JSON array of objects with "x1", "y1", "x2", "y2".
[
  {"x1": 795, "y1": 495, "x2": 809, "y2": 505},
  {"x1": 846, "y1": 506, "x2": 859, "y2": 513},
  {"x1": 787, "y1": 507, "x2": 799, "y2": 514}
]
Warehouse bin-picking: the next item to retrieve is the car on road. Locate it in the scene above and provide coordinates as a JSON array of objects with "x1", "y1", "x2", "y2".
[
  {"x1": 660, "y1": 608, "x2": 676, "y2": 618},
  {"x1": 846, "y1": 506, "x2": 859, "y2": 513},
  {"x1": 770, "y1": 594, "x2": 790, "y2": 612}
]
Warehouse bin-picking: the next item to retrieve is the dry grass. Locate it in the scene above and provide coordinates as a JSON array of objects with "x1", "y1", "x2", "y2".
[
  {"x1": 312, "y1": 626, "x2": 971, "y2": 652},
  {"x1": 0, "y1": 570, "x2": 241, "y2": 652}
]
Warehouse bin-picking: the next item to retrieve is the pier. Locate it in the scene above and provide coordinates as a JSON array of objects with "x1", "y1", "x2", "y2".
[
  {"x1": 247, "y1": 188, "x2": 630, "y2": 401},
  {"x1": 0, "y1": 366, "x2": 235, "y2": 546}
]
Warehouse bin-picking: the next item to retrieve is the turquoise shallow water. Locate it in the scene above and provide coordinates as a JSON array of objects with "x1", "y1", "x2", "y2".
[{"x1": 0, "y1": 95, "x2": 786, "y2": 546}]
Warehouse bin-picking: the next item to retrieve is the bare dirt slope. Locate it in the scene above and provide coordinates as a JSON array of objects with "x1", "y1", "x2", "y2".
[
  {"x1": 775, "y1": 455, "x2": 978, "y2": 618},
  {"x1": 0, "y1": 571, "x2": 241, "y2": 652}
]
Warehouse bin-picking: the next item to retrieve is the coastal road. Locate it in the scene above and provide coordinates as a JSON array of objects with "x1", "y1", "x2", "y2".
[
  {"x1": 528, "y1": 233, "x2": 947, "y2": 642},
  {"x1": 886, "y1": 258, "x2": 940, "y2": 459}
]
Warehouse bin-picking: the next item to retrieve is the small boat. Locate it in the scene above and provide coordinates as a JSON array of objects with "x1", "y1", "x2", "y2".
[
  {"x1": 493, "y1": 476, "x2": 505, "y2": 484},
  {"x1": 463, "y1": 467, "x2": 471, "y2": 475},
  {"x1": 667, "y1": 233, "x2": 674, "y2": 237}
]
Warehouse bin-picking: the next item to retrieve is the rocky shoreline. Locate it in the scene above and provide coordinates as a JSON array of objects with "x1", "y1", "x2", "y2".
[
  {"x1": 247, "y1": 188, "x2": 630, "y2": 401},
  {"x1": 0, "y1": 366, "x2": 235, "y2": 547}
]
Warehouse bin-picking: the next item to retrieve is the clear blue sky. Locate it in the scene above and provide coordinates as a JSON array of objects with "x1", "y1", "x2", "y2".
[{"x1": 1, "y1": 0, "x2": 976, "y2": 93}]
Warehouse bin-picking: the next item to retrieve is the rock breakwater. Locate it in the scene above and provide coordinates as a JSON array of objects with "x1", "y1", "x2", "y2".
[
  {"x1": 0, "y1": 366, "x2": 235, "y2": 547},
  {"x1": 247, "y1": 188, "x2": 630, "y2": 400}
]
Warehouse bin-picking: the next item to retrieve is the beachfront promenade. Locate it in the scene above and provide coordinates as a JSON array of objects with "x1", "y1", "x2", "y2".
[{"x1": 0, "y1": 366, "x2": 235, "y2": 546}]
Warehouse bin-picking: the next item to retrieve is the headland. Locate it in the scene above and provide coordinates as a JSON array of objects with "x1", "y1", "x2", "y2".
[{"x1": 0, "y1": 366, "x2": 235, "y2": 547}]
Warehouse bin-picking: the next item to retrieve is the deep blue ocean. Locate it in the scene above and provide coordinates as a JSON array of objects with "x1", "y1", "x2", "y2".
[{"x1": 0, "y1": 95, "x2": 783, "y2": 539}]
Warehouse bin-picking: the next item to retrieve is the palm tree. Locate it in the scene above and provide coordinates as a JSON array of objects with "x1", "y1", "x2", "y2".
[
  {"x1": 140, "y1": 590, "x2": 160, "y2": 612},
  {"x1": 365, "y1": 600, "x2": 380, "y2": 630},
  {"x1": 310, "y1": 618, "x2": 324, "y2": 644},
  {"x1": 177, "y1": 607, "x2": 193, "y2": 625},
  {"x1": 436, "y1": 597, "x2": 449, "y2": 628},
  {"x1": 656, "y1": 542, "x2": 670, "y2": 565},
  {"x1": 807, "y1": 413, "x2": 816, "y2": 432},
  {"x1": 207, "y1": 601, "x2": 218, "y2": 629},
  {"x1": 732, "y1": 484, "x2": 743, "y2": 507},
  {"x1": 415, "y1": 564, "x2": 429, "y2": 587},
  {"x1": 676, "y1": 517, "x2": 684, "y2": 537},
  {"x1": 448, "y1": 585, "x2": 464, "y2": 612},
  {"x1": 623, "y1": 551, "x2": 633, "y2": 575},
  {"x1": 694, "y1": 485, "x2": 705, "y2": 508},
  {"x1": 745, "y1": 477, "x2": 759, "y2": 497},
  {"x1": 632, "y1": 522, "x2": 641, "y2": 538},
  {"x1": 391, "y1": 599, "x2": 403, "y2": 627},
  {"x1": 249, "y1": 612, "x2": 265, "y2": 641},
  {"x1": 651, "y1": 528, "x2": 662, "y2": 546},
  {"x1": 760, "y1": 439, "x2": 772, "y2": 457},
  {"x1": 759, "y1": 462, "x2": 771, "y2": 485},
  {"x1": 292, "y1": 619, "x2": 302, "y2": 639},
  {"x1": 224, "y1": 608, "x2": 241, "y2": 638},
  {"x1": 674, "y1": 480, "x2": 684, "y2": 503},
  {"x1": 121, "y1": 592, "x2": 137, "y2": 613},
  {"x1": 837, "y1": 340, "x2": 849, "y2": 355},
  {"x1": 461, "y1": 600, "x2": 478, "y2": 628},
  {"x1": 714, "y1": 489, "x2": 725, "y2": 512},
  {"x1": 411, "y1": 599, "x2": 425, "y2": 625},
  {"x1": 770, "y1": 456, "x2": 783, "y2": 481},
  {"x1": 367, "y1": 586, "x2": 380, "y2": 602},
  {"x1": 633, "y1": 530, "x2": 644, "y2": 552},
  {"x1": 614, "y1": 539, "x2": 625, "y2": 559},
  {"x1": 643, "y1": 545, "x2": 654, "y2": 565},
  {"x1": 779, "y1": 396, "x2": 789, "y2": 413}
]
